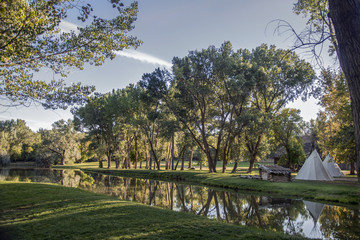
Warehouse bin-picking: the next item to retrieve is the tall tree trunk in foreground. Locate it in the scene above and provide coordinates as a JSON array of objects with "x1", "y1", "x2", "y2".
[{"x1": 329, "y1": 0, "x2": 360, "y2": 182}]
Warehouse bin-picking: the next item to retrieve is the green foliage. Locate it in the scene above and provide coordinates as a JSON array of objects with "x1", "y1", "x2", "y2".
[
  {"x1": 0, "y1": 119, "x2": 40, "y2": 162},
  {"x1": 170, "y1": 42, "x2": 257, "y2": 172},
  {"x1": 38, "y1": 119, "x2": 83, "y2": 166},
  {"x1": 242, "y1": 44, "x2": 314, "y2": 171},
  {"x1": 73, "y1": 93, "x2": 120, "y2": 168},
  {"x1": 316, "y1": 70, "x2": 355, "y2": 166},
  {"x1": 278, "y1": 139, "x2": 306, "y2": 166},
  {"x1": 271, "y1": 108, "x2": 306, "y2": 167},
  {"x1": 0, "y1": 0, "x2": 141, "y2": 109},
  {"x1": 70, "y1": 42, "x2": 314, "y2": 172}
]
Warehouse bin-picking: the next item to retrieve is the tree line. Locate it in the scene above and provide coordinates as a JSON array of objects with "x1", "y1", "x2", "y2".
[{"x1": 1, "y1": 42, "x2": 355, "y2": 174}]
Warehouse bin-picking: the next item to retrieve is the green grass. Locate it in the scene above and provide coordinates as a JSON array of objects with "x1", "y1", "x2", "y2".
[
  {"x1": 53, "y1": 162, "x2": 360, "y2": 206},
  {"x1": 0, "y1": 182, "x2": 305, "y2": 240}
]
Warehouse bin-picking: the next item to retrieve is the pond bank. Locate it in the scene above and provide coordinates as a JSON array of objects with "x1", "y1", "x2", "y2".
[
  {"x1": 0, "y1": 182, "x2": 304, "y2": 240},
  {"x1": 53, "y1": 164, "x2": 360, "y2": 206}
]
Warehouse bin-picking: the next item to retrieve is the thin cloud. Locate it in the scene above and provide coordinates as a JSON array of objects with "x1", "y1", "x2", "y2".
[
  {"x1": 59, "y1": 21, "x2": 172, "y2": 69},
  {"x1": 115, "y1": 50, "x2": 172, "y2": 69},
  {"x1": 59, "y1": 20, "x2": 79, "y2": 33}
]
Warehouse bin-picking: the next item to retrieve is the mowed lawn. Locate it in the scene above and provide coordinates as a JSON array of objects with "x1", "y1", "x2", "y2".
[{"x1": 0, "y1": 182, "x2": 305, "y2": 240}]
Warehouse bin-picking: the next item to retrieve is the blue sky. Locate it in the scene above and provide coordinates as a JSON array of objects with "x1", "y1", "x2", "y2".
[{"x1": 1, "y1": 0, "x2": 324, "y2": 130}]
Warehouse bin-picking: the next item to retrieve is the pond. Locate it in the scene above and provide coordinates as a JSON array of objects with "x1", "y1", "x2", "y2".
[{"x1": 1, "y1": 168, "x2": 359, "y2": 240}]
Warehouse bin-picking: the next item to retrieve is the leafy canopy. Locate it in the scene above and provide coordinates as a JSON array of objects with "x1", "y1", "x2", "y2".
[{"x1": 0, "y1": 0, "x2": 142, "y2": 109}]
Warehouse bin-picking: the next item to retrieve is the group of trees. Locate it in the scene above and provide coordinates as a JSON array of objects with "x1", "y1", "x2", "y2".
[
  {"x1": 1, "y1": 42, "x2": 316, "y2": 172},
  {"x1": 0, "y1": 119, "x2": 84, "y2": 167},
  {"x1": 2, "y1": 41, "x2": 356, "y2": 175},
  {"x1": 0, "y1": 119, "x2": 39, "y2": 165},
  {"x1": 72, "y1": 42, "x2": 314, "y2": 173}
]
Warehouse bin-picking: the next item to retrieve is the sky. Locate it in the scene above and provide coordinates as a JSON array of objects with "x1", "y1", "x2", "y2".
[{"x1": 1, "y1": 0, "x2": 327, "y2": 131}]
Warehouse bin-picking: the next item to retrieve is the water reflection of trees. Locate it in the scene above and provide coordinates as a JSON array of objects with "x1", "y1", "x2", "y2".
[
  {"x1": 85, "y1": 174, "x2": 308, "y2": 233},
  {"x1": 82, "y1": 174, "x2": 360, "y2": 239},
  {"x1": 320, "y1": 205, "x2": 360, "y2": 240}
]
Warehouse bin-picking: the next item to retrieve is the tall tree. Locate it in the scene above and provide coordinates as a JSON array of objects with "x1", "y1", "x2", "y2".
[
  {"x1": 111, "y1": 86, "x2": 140, "y2": 169},
  {"x1": 271, "y1": 108, "x2": 306, "y2": 168},
  {"x1": 39, "y1": 119, "x2": 82, "y2": 165},
  {"x1": 244, "y1": 44, "x2": 314, "y2": 172},
  {"x1": 169, "y1": 42, "x2": 253, "y2": 173},
  {"x1": 73, "y1": 93, "x2": 120, "y2": 168},
  {"x1": 0, "y1": 0, "x2": 141, "y2": 109},
  {"x1": 138, "y1": 69, "x2": 170, "y2": 170}
]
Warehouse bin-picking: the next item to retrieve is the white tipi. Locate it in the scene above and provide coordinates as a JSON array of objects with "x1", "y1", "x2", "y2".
[
  {"x1": 295, "y1": 150, "x2": 334, "y2": 181},
  {"x1": 323, "y1": 155, "x2": 345, "y2": 177}
]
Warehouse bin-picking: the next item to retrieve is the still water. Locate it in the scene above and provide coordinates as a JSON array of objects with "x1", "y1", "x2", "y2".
[{"x1": 1, "y1": 168, "x2": 359, "y2": 240}]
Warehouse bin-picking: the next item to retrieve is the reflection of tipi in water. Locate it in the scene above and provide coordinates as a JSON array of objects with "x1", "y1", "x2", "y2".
[{"x1": 303, "y1": 200, "x2": 325, "y2": 239}]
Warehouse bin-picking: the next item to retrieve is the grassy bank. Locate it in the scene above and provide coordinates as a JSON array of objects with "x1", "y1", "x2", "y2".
[
  {"x1": 53, "y1": 162, "x2": 360, "y2": 205},
  {"x1": 0, "y1": 182, "x2": 304, "y2": 240}
]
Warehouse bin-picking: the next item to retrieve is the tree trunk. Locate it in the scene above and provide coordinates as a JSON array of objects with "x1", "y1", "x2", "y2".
[
  {"x1": 181, "y1": 149, "x2": 185, "y2": 170},
  {"x1": 222, "y1": 159, "x2": 226, "y2": 173},
  {"x1": 248, "y1": 154, "x2": 257, "y2": 173},
  {"x1": 134, "y1": 134, "x2": 138, "y2": 169},
  {"x1": 329, "y1": 0, "x2": 360, "y2": 182},
  {"x1": 205, "y1": 151, "x2": 216, "y2": 173},
  {"x1": 127, "y1": 148, "x2": 131, "y2": 169},
  {"x1": 171, "y1": 133, "x2": 175, "y2": 170},
  {"x1": 165, "y1": 143, "x2": 171, "y2": 170},
  {"x1": 222, "y1": 135, "x2": 232, "y2": 173},
  {"x1": 122, "y1": 158, "x2": 127, "y2": 169},
  {"x1": 154, "y1": 158, "x2": 158, "y2": 170},
  {"x1": 149, "y1": 156, "x2": 152, "y2": 170},
  {"x1": 246, "y1": 135, "x2": 262, "y2": 173},
  {"x1": 106, "y1": 149, "x2": 111, "y2": 169},
  {"x1": 107, "y1": 154, "x2": 111, "y2": 169},
  {"x1": 285, "y1": 145, "x2": 290, "y2": 168},
  {"x1": 350, "y1": 161, "x2": 355, "y2": 175},
  {"x1": 188, "y1": 148, "x2": 193, "y2": 168},
  {"x1": 145, "y1": 140, "x2": 149, "y2": 169},
  {"x1": 231, "y1": 161, "x2": 239, "y2": 173},
  {"x1": 60, "y1": 150, "x2": 65, "y2": 165}
]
